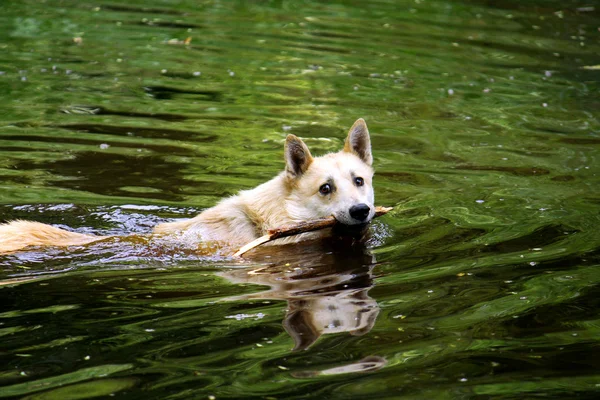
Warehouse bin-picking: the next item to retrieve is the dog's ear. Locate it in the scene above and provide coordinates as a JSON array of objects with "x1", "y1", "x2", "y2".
[
  {"x1": 285, "y1": 134, "x2": 313, "y2": 178},
  {"x1": 283, "y1": 306, "x2": 321, "y2": 351},
  {"x1": 344, "y1": 118, "x2": 372, "y2": 166}
]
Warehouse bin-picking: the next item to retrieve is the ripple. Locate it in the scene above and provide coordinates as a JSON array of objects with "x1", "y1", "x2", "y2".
[{"x1": 0, "y1": 364, "x2": 134, "y2": 398}]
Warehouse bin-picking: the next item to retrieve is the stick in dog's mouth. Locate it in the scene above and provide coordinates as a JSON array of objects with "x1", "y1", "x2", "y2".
[{"x1": 233, "y1": 206, "x2": 392, "y2": 257}]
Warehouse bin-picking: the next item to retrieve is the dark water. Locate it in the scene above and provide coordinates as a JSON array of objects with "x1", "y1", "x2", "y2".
[{"x1": 1, "y1": 0, "x2": 599, "y2": 398}]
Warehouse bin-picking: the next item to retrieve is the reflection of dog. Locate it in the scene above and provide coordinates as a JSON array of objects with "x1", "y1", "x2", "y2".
[
  {"x1": 0, "y1": 119, "x2": 375, "y2": 254},
  {"x1": 220, "y1": 245, "x2": 379, "y2": 350}
]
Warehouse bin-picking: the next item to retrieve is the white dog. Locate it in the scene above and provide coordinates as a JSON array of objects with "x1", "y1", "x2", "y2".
[{"x1": 0, "y1": 119, "x2": 375, "y2": 255}]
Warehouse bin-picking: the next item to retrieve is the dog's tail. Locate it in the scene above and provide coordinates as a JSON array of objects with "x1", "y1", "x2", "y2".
[{"x1": 0, "y1": 220, "x2": 102, "y2": 254}]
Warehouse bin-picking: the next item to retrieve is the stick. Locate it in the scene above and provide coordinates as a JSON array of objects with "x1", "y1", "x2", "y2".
[{"x1": 234, "y1": 206, "x2": 392, "y2": 257}]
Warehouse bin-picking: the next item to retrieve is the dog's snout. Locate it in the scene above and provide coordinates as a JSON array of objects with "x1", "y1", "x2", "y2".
[{"x1": 349, "y1": 203, "x2": 371, "y2": 222}]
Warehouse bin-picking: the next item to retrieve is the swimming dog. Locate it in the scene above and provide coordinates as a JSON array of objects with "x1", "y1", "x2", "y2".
[{"x1": 0, "y1": 118, "x2": 375, "y2": 254}]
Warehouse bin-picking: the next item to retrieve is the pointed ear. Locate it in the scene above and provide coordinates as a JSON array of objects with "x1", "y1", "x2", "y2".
[
  {"x1": 343, "y1": 118, "x2": 372, "y2": 166},
  {"x1": 285, "y1": 134, "x2": 313, "y2": 178},
  {"x1": 283, "y1": 308, "x2": 321, "y2": 351},
  {"x1": 349, "y1": 304, "x2": 379, "y2": 336}
]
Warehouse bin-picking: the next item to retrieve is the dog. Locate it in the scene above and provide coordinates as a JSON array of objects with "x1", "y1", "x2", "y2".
[{"x1": 0, "y1": 118, "x2": 375, "y2": 255}]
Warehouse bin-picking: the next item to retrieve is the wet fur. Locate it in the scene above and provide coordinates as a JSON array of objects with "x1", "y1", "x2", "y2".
[{"x1": 0, "y1": 119, "x2": 375, "y2": 254}]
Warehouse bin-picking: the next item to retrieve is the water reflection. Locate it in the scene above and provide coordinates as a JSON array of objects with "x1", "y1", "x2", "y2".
[
  {"x1": 221, "y1": 239, "x2": 380, "y2": 351},
  {"x1": 292, "y1": 356, "x2": 387, "y2": 378},
  {"x1": 0, "y1": 0, "x2": 599, "y2": 397}
]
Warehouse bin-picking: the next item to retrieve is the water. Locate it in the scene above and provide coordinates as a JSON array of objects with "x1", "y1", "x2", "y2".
[{"x1": 1, "y1": 0, "x2": 599, "y2": 398}]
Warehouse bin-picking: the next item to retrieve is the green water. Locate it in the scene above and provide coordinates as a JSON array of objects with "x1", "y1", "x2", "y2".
[{"x1": 1, "y1": 0, "x2": 599, "y2": 398}]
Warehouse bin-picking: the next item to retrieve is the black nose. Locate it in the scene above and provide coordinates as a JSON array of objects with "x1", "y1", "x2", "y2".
[{"x1": 349, "y1": 203, "x2": 371, "y2": 222}]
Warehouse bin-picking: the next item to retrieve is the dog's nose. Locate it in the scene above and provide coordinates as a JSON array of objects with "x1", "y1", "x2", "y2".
[{"x1": 349, "y1": 203, "x2": 371, "y2": 222}]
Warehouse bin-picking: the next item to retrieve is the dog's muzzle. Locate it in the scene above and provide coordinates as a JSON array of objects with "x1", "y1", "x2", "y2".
[{"x1": 349, "y1": 203, "x2": 371, "y2": 222}]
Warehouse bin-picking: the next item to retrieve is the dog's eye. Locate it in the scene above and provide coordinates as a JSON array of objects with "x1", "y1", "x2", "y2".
[
  {"x1": 319, "y1": 183, "x2": 332, "y2": 195},
  {"x1": 354, "y1": 177, "x2": 364, "y2": 187}
]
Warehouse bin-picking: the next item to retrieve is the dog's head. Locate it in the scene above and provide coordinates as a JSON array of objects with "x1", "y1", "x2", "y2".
[{"x1": 284, "y1": 118, "x2": 375, "y2": 226}]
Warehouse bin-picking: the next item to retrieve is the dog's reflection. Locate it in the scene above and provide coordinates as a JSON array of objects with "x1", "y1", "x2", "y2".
[{"x1": 219, "y1": 240, "x2": 379, "y2": 350}]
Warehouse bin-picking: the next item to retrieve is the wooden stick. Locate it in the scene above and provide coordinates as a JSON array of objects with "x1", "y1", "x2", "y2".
[{"x1": 234, "y1": 206, "x2": 392, "y2": 257}]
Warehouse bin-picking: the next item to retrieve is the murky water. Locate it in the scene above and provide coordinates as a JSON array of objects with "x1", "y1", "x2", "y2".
[{"x1": 1, "y1": 0, "x2": 599, "y2": 398}]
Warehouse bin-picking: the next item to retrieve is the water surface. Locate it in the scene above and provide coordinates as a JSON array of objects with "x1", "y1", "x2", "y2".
[{"x1": 1, "y1": 0, "x2": 599, "y2": 399}]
